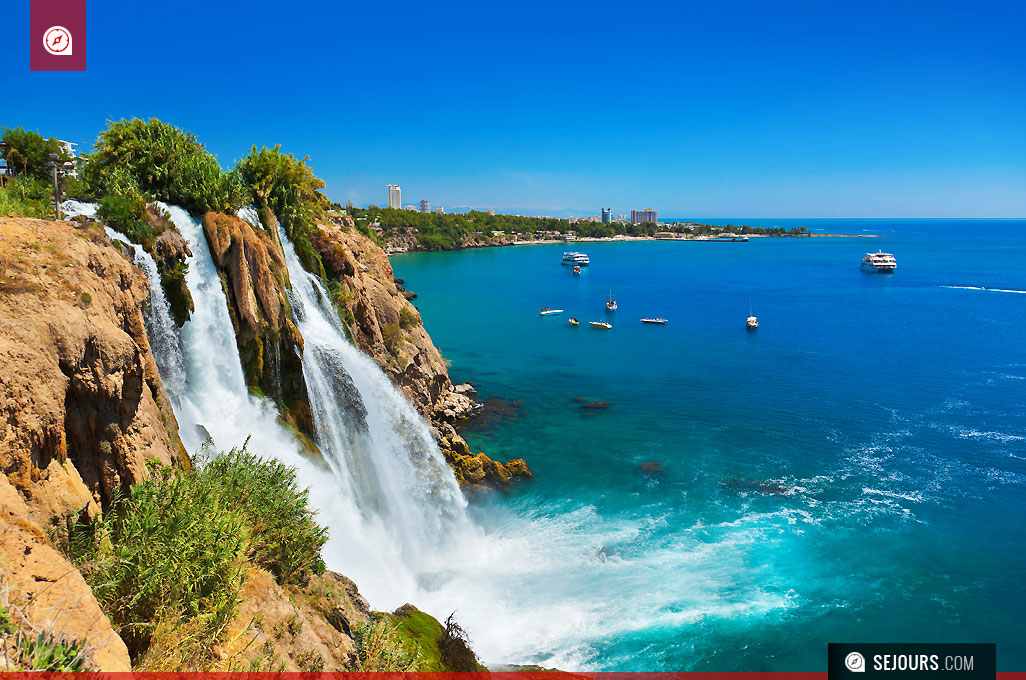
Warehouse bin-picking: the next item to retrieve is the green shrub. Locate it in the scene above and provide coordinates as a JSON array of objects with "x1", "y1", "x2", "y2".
[
  {"x1": 16, "y1": 630, "x2": 88, "y2": 671},
  {"x1": 160, "y1": 260, "x2": 194, "y2": 327},
  {"x1": 381, "y1": 321, "x2": 402, "y2": 355},
  {"x1": 354, "y1": 619, "x2": 421, "y2": 671},
  {"x1": 0, "y1": 176, "x2": 54, "y2": 218},
  {"x1": 237, "y1": 145, "x2": 328, "y2": 277},
  {"x1": 398, "y1": 306, "x2": 419, "y2": 330},
  {"x1": 83, "y1": 118, "x2": 245, "y2": 214},
  {"x1": 70, "y1": 465, "x2": 248, "y2": 659},
  {"x1": 200, "y1": 446, "x2": 327, "y2": 586},
  {"x1": 97, "y1": 194, "x2": 155, "y2": 248},
  {"x1": 80, "y1": 291, "x2": 92, "y2": 306}
]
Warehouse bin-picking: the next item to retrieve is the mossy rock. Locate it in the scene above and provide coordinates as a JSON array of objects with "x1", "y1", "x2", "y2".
[{"x1": 388, "y1": 605, "x2": 485, "y2": 672}]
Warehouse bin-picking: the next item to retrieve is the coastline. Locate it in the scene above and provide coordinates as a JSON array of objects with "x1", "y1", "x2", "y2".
[{"x1": 386, "y1": 231, "x2": 884, "y2": 254}]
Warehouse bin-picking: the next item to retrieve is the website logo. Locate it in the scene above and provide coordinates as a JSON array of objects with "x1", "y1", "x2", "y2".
[
  {"x1": 43, "y1": 26, "x2": 73, "y2": 55},
  {"x1": 845, "y1": 651, "x2": 867, "y2": 673},
  {"x1": 30, "y1": 0, "x2": 86, "y2": 71}
]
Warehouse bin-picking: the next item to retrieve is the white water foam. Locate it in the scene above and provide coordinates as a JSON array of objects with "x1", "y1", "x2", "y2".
[
  {"x1": 61, "y1": 201, "x2": 823, "y2": 668},
  {"x1": 941, "y1": 285, "x2": 1026, "y2": 294}
]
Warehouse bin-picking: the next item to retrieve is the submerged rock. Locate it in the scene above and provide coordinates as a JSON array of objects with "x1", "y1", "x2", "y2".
[
  {"x1": 582, "y1": 400, "x2": 611, "y2": 409},
  {"x1": 640, "y1": 461, "x2": 665, "y2": 475}
]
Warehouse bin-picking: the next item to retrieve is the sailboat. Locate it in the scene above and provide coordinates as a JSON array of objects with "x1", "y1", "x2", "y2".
[
  {"x1": 606, "y1": 290, "x2": 617, "y2": 312},
  {"x1": 746, "y1": 299, "x2": 758, "y2": 329}
]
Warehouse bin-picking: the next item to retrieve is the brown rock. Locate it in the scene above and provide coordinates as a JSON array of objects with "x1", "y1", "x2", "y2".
[
  {"x1": 0, "y1": 476, "x2": 130, "y2": 671},
  {"x1": 640, "y1": 461, "x2": 665, "y2": 475},
  {"x1": 201, "y1": 211, "x2": 311, "y2": 432},
  {"x1": 308, "y1": 219, "x2": 534, "y2": 490},
  {"x1": 504, "y1": 458, "x2": 533, "y2": 480},
  {"x1": 0, "y1": 216, "x2": 186, "y2": 524}
]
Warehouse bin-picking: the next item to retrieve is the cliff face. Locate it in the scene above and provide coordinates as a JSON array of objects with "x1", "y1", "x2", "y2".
[
  {"x1": 0, "y1": 215, "x2": 474, "y2": 672},
  {"x1": 0, "y1": 215, "x2": 192, "y2": 670},
  {"x1": 308, "y1": 215, "x2": 531, "y2": 491},
  {"x1": 201, "y1": 210, "x2": 311, "y2": 434}
]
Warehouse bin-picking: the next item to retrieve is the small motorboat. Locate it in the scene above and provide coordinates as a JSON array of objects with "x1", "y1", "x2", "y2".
[
  {"x1": 540, "y1": 308, "x2": 564, "y2": 316},
  {"x1": 746, "y1": 299, "x2": 758, "y2": 329},
  {"x1": 573, "y1": 265, "x2": 581, "y2": 275},
  {"x1": 606, "y1": 290, "x2": 617, "y2": 312},
  {"x1": 569, "y1": 318, "x2": 579, "y2": 326},
  {"x1": 589, "y1": 321, "x2": 612, "y2": 329},
  {"x1": 641, "y1": 318, "x2": 667, "y2": 324}
]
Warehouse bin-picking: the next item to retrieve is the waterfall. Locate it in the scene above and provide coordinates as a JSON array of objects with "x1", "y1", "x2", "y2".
[
  {"x1": 274, "y1": 220, "x2": 472, "y2": 557},
  {"x1": 159, "y1": 204, "x2": 473, "y2": 604},
  {"x1": 103, "y1": 228, "x2": 187, "y2": 401}
]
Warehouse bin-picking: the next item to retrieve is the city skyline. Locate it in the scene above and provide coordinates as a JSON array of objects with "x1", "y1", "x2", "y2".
[{"x1": 4, "y1": 1, "x2": 1024, "y2": 217}]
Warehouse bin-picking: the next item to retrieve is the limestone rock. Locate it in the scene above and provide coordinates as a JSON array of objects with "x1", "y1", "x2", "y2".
[
  {"x1": 0, "y1": 216, "x2": 186, "y2": 524},
  {"x1": 308, "y1": 218, "x2": 533, "y2": 491},
  {"x1": 201, "y1": 211, "x2": 311, "y2": 433},
  {"x1": 0, "y1": 459, "x2": 130, "y2": 670}
]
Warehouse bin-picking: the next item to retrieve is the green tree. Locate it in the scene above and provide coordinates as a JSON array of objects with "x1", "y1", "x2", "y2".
[{"x1": 1, "y1": 126, "x2": 70, "y2": 181}]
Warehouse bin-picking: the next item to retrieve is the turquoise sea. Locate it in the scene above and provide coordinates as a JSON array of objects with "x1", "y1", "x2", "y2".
[{"x1": 391, "y1": 219, "x2": 1026, "y2": 671}]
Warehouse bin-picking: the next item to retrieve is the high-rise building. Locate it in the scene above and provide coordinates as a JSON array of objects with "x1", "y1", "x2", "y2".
[
  {"x1": 387, "y1": 184, "x2": 401, "y2": 209},
  {"x1": 419, "y1": 200, "x2": 431, "y2": 213},
  {"x1": 434, "y1": 206, "x2": 444, "y2": 214},
  {"x1": 601, "y1": 208, "x2": 612, "y2": 223},
  {"x1": 631, "y1": 208, "x2": 658, "y2": 224}
]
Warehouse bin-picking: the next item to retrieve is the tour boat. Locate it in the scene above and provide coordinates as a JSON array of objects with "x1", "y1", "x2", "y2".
[
  {"x1": 569, "y1": 318, "x2": 579, "y2": 326},
  {"x1": 746, "y1": 300, "x2": 758, "y2": 329},
  {"x1": 540, "y1": 308, "x2": 563, "y2": 316},
  {"x1": 573, "y1": 265, "x2": 581, "y2": 275},
  {"x1": 562, "y1": 251, "x2": 590, "y2": 266},
  {"x1": 861, "y1": 250, "x2": 897, "y2": 272},
  {"x1": 589, "y1": 321, "x2": 612, "y2": 329},
  {"x1": 641, "y1": 318, "x2": 667, "y2": 324},
  {"x1": 606, "y1": 291, "x2": 617, "y2": 312}
]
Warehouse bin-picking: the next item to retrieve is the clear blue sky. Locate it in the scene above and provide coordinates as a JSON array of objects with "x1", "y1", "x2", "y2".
[{"x1": 5, "y1": 0, "x2": 1025, "y2": 217}]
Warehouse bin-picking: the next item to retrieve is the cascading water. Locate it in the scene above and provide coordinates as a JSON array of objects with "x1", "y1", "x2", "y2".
[
  {"x1": 63, "y1": 200, "x2": 782, "y2": 669},
  {"x1": 103, "y1": 228, "x2": 187, "y2": 401},
  {"x1": 158, "y1": 204, "x2": 475, "y2": 603}
]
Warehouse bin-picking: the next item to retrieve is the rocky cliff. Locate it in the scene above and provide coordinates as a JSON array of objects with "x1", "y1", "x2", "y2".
[
  {"x1": 201, "y1": 210, "x2": 311, "y2": 434},
  {"x1": 308, "y1": 215, "x2": 531, "y2": 491},
  {"x1": 0, "y1": 215, "x2": 190, "y2": 670},
  {"x1": 0, "y1": 215, "x2": 482, "y2": 671}
]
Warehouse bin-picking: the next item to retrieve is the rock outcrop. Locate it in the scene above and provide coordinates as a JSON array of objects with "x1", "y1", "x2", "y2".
[
  {"x1": 308, "y1": 215, "x2": 531, "y2": 490},
  {"x1": 0, "y1": 215, "x2": 190, "y2": 669},
  {"x1": 201, "y1": 210, "x2": 311, "y2": 434}
]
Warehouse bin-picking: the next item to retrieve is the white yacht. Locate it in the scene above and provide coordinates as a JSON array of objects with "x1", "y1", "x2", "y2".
[
  {"x1": 562, "y1": 251, "x2": 590, "y2": 266},
  {"x1": 861, "y1": 250, "x2": 897, "y2": 272}
]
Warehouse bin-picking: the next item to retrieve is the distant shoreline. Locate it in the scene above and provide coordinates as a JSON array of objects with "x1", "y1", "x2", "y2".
[{"x1": 386, "y1": 231, "x2": 883, "y2": 254}]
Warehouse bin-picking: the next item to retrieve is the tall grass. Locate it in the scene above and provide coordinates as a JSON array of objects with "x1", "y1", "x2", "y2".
[
  {"x1": 69, "y1": 444, "x2": 328, "y2": 664},
  {"x1": 200, "y1": 446, "x2": 327, "y2": 586}
]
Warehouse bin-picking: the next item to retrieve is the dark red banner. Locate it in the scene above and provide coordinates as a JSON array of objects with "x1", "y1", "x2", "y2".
[
  {"x1": 0, "y1": 673, "x2": 1023, "y2": 679},
  {"x1": 29, "y1": 0, "x2": 86, "y2": 71}
]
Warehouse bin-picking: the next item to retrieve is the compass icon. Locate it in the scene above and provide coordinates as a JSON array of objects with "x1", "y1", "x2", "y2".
[{"x1": 44, "y1": 26, "x2": 73, "y2": 56}]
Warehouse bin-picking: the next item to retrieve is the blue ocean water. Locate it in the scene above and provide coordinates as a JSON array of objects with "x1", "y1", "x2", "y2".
[{"x1": 391, "y1": 219, "x2": 1026, "y2": 671}]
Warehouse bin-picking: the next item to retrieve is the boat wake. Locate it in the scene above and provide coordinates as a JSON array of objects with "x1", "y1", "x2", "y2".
[{"x1": 941, "y1": 285, "x2": 1026, "y2": 294}]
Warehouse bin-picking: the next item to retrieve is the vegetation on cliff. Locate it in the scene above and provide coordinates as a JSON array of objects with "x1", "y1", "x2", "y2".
[
  {"x1": 237, "y1": 144, "x2": 329, "y2": 279},
  {"x1": 83, "y1": 118, "x2": 245, "y2": 214},
  {"x1": 0, "y1": 127, "x2": 75, "y2": 218},
  {"x1": 68, "y1": 446, "x2": 327, "y2": 666}
]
